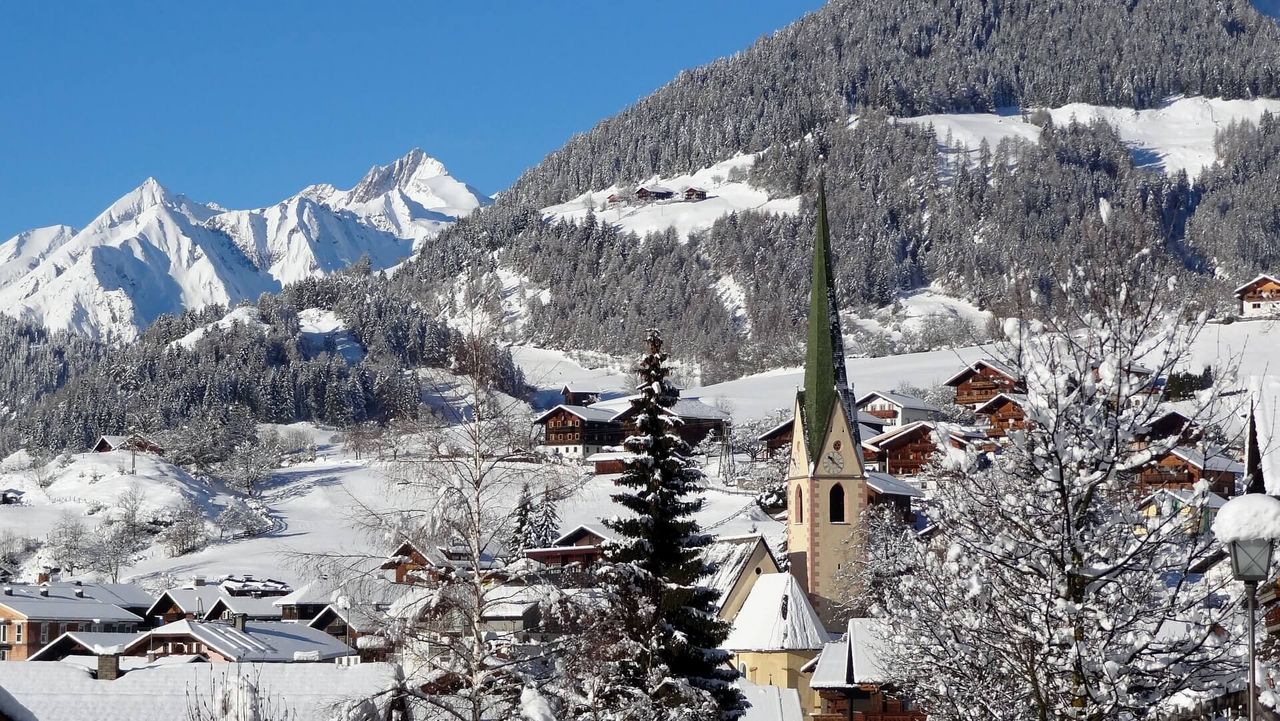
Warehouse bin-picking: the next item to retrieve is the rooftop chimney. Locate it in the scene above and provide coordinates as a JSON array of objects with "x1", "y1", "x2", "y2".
[
  {"x1": 233, "y1": 613, "x2": 247, "y2": 632},
  {"x1": 97, "y1": 654, "x2": 121, "y2": 681}
]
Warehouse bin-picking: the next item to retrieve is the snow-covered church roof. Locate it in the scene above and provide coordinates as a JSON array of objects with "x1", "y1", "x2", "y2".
[{"x1": 722, "y1": 573, "x2": 828, "y2": 652}]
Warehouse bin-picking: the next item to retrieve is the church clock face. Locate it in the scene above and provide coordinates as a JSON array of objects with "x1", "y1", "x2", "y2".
[{"x1": 822, "y1": 449, "x2": 845, "y2": 474}]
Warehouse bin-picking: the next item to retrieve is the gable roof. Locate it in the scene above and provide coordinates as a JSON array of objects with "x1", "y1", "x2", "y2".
[
  {"x1": 809, "y1": 618, "x2": 890, "y2": 689},
  {"x1": 204, "y1": 595, "x2": 285, "y2": 620},
  {"x1": 701, "y1": 535, "x2": 777, "y2": 611},
  {"x1": 28, "y1": 631, "x2": 144, "y2": 661},
  {"x1": 722, "y1": 573, "x2": 829, "y2": 652},
  {"x1": 974, "y1": 392, "x2": 1027, "y2": 415},
  {"x1": 856, "y1": 390, "x2": 941, "y2": 413},
  {"x1": 130, "y1": 620, "x2": 354, "y2": 662},
  {"x1": 943, "y1": 358, "x2": 1020, "y2": 387},
  {"x1": 590, "y1": 395, "x2": 731, "y2": 422},
  {"x1": 1168, "y1": 447, "x2": 1243, "y2": 475},
  {"x1": 863, "y1": 420, "x2": 934, "y2": 450},
  {"x1": 1234, "y1": 273, "x2": 1280, "y2": 297},
  {"x1": 550, "y1": 523, "x2": 618, "y2": 547},
  {"x1": 866, "y1": 471, "x2": 925, "y2": 499},
  {"x1": 45, "y1": 582, "x2": 154, "y2": 610},
  {"x1": 561, "y1": 383, "x2": 600, "y2": 394},
  {"x1": 0, "y1": 585, "x2": 142, "y2": 623},
  {"x1": 532, "y1": 404, "x2": 619, "y2": 425},
  {"x1": 145, "y1": 586, "x2": 226, "y2": 618},
  {"x1": 0, "y1": 661, "x2": 399, "y2": 720},
  {"x1": 739, "y1": 679, "x2": 804, "y2": 721}
]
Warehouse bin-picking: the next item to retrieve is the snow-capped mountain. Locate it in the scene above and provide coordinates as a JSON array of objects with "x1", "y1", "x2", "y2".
[{"x1": 0, "y1": 151, "x2": 488, "y2": 340}]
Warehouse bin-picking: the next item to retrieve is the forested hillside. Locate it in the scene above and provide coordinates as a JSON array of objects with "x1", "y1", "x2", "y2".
[{"x1": 380, "y1": 0, "x2": 1280, "y2": 380}]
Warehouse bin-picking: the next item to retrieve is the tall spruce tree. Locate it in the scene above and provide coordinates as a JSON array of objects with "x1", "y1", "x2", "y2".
[
  {"x1": 601, "y1": 329, "x2": 743, "y2": 719},
  {"x1": 506, "y1": 481, "x2": 535, "y2": 555}
]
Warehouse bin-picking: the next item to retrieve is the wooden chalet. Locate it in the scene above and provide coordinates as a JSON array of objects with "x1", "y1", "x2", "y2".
[
  {"x1": 683, "y1": 186, "x2": 708, "y2": 201},
  {"x1": 862, "y1": 422, "x2": 940, "y2": 478},
  {"x1": 533, "y1": 404, "x2": 620, "y2": 459},
  {"x1": 524, "y1": 525, "x2": 614, "y2": 571},
  {"x1": 1235, "y1": 274, "x2": 1280, "y2": 318},
  {"x1": 944, "y1": 358, "x2": 1021, "y2": 408},
  {"x1": 380, "y1": 539, "x2": 501, "y2": 584},
  {"x1": 634, "y1": 184, "x2": 674, "y2": 201},
  {"x1": 1132, "y1": 409, "x2": 1196, "y2": 450},
  {"x1": 804, "y1": 618, "x2": 924, "y2": 721},
  {"x1": 604, "y1": 395, "x2": 731, "y2": 448},
  {"x1": 865, "y1": 472, "x2": 924, "y2": 523},
  {"x1": 975, "y1": 393, "x2": 1028, "y2": 438},
  {"x1": 308, "y1": 603, "x2": 391, "y2": 662},
  {"x1": 1137, "y1": 447, "x2": 1242, "y2": 497},
  {"x1": 0, "y1": 488, "x2": 24, "y2": 505},
  {"x1": 92, "y1": 434, "x2": 164, "y2": 455}
]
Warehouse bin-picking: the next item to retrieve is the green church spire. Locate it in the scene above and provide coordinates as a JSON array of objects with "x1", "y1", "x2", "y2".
[{"x1": 802, "y1": 179, "x2": 853, "y2": 459}]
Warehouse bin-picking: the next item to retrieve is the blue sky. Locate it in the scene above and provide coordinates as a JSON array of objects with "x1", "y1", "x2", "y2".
[{"x1": 0, "y1": 2, "x2": 824, "y2": 240}]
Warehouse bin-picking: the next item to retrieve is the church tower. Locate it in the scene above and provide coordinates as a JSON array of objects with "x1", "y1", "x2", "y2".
[{"x1": 786, "y1": 180, "x2": 865, "y2": 627}]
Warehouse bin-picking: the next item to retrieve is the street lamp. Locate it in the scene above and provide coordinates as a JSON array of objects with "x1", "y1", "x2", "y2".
[{"x1": 1216, "y1": 492, "x2": 1280, "y2": 721}]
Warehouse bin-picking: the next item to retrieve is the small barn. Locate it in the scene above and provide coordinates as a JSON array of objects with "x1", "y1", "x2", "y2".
[
  {"x1": 634, "y1": 185, "x2": 674, "y2": 201},
  {"x1": 683, "y1": 186, "x2": 708, "y2": 201}
]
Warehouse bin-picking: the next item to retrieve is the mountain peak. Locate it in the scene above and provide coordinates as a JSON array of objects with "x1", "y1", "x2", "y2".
[
  {"x1": 95, "y1": 177, "x2": 177, "y2": 227},
  {"x1": 345, "y1": 149, "x2": 451, "y2": 205}
]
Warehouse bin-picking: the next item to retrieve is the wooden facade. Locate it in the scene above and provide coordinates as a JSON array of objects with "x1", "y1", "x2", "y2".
[
  {"x1": 1235, "y1": 274, "x2": 1280, "y2": 317},
  {"x1": 524, "y1": 526, "x2": 609, "y2": 571},
  {"x1": 539, "y1": 408, "x2": 618, "y2": 448},
  {"x1": 92, "y1": 434, "x2": 164, "y2": 455},
  {"x1": 867, "y1": 424, "x2": 938, "y2": 477},
  {"x1": 946, "y1": 361, "x2": 1021, "y2": 407},
  {"x1": 976, "y1": 394, "x2": 1027, "y2": 438},
  {"x1": 684, "y1": 187, "x2": 708, "y2": 201},
  {"x1": 1137, "y1": 450, "x2": 1237, "y2": 497}
]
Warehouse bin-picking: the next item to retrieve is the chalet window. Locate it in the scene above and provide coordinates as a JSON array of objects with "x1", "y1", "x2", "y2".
[
  {"x1": 39, "y1": 623, "x2": 48, "y2": 644},
  {"x1": 0, "y1": 624, "x2": 6, "y2": 642},
  {"x1": 1254, "y1": 303, "x2": 1262, "y2": 309},
  {"x1": 14, "y1": 624, "x2": 21, "y2": 643},
  {"x1": 830, "y1": 484, "x2": 846, "y2": 523}
]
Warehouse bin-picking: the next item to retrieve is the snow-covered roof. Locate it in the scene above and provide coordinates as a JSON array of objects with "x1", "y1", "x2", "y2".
[
  {"x1": 738, "y1": 679, "x2": 804, "y2": 721},
  {"x1": 135, "y1": 620, "x2": 354, "y2": 662},
  {"x1": 942, "y1": 357, "x2": 1020, "y2": 386},
  {"x1": 701, "y1": 535, "x2": 772, "y2": 611},
  {"x1": 856, "y1": 391, "x2": 940, "y2": 413},
  {"x1": 0, "y1": 585, "x2": 143, "y2": 623},
  {"x1": 273, "y1": 581, "x2": 334, "y2": 607},
  {"x1": 205, "y1": 594, "x2": 285, "y2": 620},
  {"x1": 589, "y1": 395, "x2": 731, "y2": 422},
  {"x1": 584, "y1": 451, "x2": 638, "y2": 463},
  {"x1": 722, "y1": 573, "x2": 828, "y2": 652},
  {"x1": 1234, "y1": 273, "x2": 1280, "y2": 296},
  {"x1": 0, "y1": 661, "x2": 399, "y2": 721},
  {"x1": 96, "y1": 434, "x2": 129, "y2": 447},
  {"x1": 561, "y1": 383, "x2": 600, "y2": 394},
  {"x1": 637, "y1": 184, "x2": 674, "y2": 194},
  {"x1": 1169, "y1": 447, "x2": 1243, "y2": 475},
  {"x1": 50, "y1": 582, "x2": 154, "y2": 610},
  {"x1": 28, "y1": 631, "x2": 144, "y2": 660},
  {"x1": 147, "y1": 586, "x2": 226, "y2": 617},
  {"x1": 551, "y1": 523, "x2": 618, "y2": 547},
  {"x1": 532, "y1": 404, "x2": 618, "y2": 424},
  {"x1": 1138, "y1": 488, "x2": 1228, "y2": 512},
  {"x1": 218, "y1": 575, "x2": 292, "y2": 595},
  {"x1": 809, "y1": 618, "x2": 889, "y2": 688},
  {"x1": 864, "y1": 420, "x2": 934, "y2": 449},
  {"x1": 974, "y1": 392, "x2": 1027, "y2": 415},
  {"x1": 866, "y1": 471, "x2": 924, "y2": 499},
  {"x1": 757, "y1": 418, "x2": 794, "y2": 441}
]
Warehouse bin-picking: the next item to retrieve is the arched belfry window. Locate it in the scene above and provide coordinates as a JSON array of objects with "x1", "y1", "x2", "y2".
[
  {"x1": 795, "y1": 487, "x2": 804, "y2": 524},
  {"x1": 830, "y1": 484, "x2": 846, "y2": 523}
]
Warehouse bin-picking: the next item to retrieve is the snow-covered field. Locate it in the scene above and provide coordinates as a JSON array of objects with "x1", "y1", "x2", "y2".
[
  {"x1": 897, "y1": 96, "x2": 1280, "y2": 176},
  {"x1": 541, "y1": 154, "x2": 801, "y2": 241}
]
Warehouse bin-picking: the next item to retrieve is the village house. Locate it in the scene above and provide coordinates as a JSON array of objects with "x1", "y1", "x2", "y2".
[
  {"x1": 146, "y1": 585, "x2": 229, "y2": 625},
  {"x1": 381, "y1": 539, "x2": 501, "y2": 584},
  {"x1": 975, "y1": 392, "x2": 1028, "y2": 438},
  {"x1": 203, "y1": 594, "x2": 284, "y2": 623},
  {"x1": 534, "y1": 404, "x2": 620, "y2": 459},
  {"x1": 0, "y1": 488, "x2": 23, "y2": 505},
  {"x1": 523, "y1": 524, "x2": 615, "y2": 573},
  {"x1": 683, "y1": 186, "x2": 708, "y2": 201},
  {"x1": 1133, "y1": 409, "x2": 1196, "y2": 450},
  {"x1": 723, "y1": 573, "x2": 830, "y2": 717},
  {"x1": 93, "y1": 617, "x2": 356, "y2": 663},
  {"x1": 91, "y1": 434, "x2": 164, "y2": 455},
  {"x1": 944, "y1": 358, "x2": 1022, "y2": 408},
  {"x1": 804, "y1": 618, "x2": 924, "y2": 721},
  {"x1": 308, "y1": 602, "x2": 394, "y2": 662},
  {"x1": 861, "y1": 422, "x2": 988, "y2": 489},
  {"x1": 855, "y1": 391, "x2": 941, "y2": 428},
  {"x1": 1137, "y1": 447, "x2": 1242, "y2": 497},
  {"x1": 1234, "y1": 274, "x2": 1280, "y2": 318},
  {"x1": 1137, "y1": 488, "x2": 1228, "y2": 537},
  {"x1": 0, "y1": 584, "x2": 144, "y2": 660},
  {"x1": 559, "y1": 384, "x2": 601, "y2": 406},
  {"x1": 758, "y1": 412, "x2": 887, "y2": 460},
  {"x1": 634, "y1": 184, "x2": 675, "y2": 201},
  {"x1": 583, "y1": 450, "x2": 633, "y2": 475},
  {"x1": 702, "y1": 534, "x2": 782, "y2": 620},
  {"x1": 272, "y1": 582, "x2": 337, "y2": 623}
]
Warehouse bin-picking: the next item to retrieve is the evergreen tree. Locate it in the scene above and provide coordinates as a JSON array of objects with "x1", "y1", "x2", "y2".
[
  {"x1": 599, "y1": 329, "x2": 743, "y2": 719},
  {"x1": 506, "y1": 482, "x2": 535, "y2": 555},
  {"x1": 529, "y1": 488, "x2": 561, "y2": 549}
]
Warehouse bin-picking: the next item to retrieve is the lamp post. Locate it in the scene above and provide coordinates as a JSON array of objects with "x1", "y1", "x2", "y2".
[
  {"x1": 1217, "y1": 492, "x2": 1280, "y2": 721},
  {"x1": 1229, "y1": 535, "x2": 1275, "y2": 721}
]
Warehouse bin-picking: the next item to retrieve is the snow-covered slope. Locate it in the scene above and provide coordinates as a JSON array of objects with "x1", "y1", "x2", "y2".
[
  {"x1": 897, "y1": 96, "x2": 1280, "y2": 176},
  {"x1": 1, "y1": 151, "x2": 488, "y2": 340},
  {"x1": 0, "y1": 225, "x2": 76, "y2": 290},
  {"x1": 541, "y1": 154, "x2": 801, "y2": 241}
]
